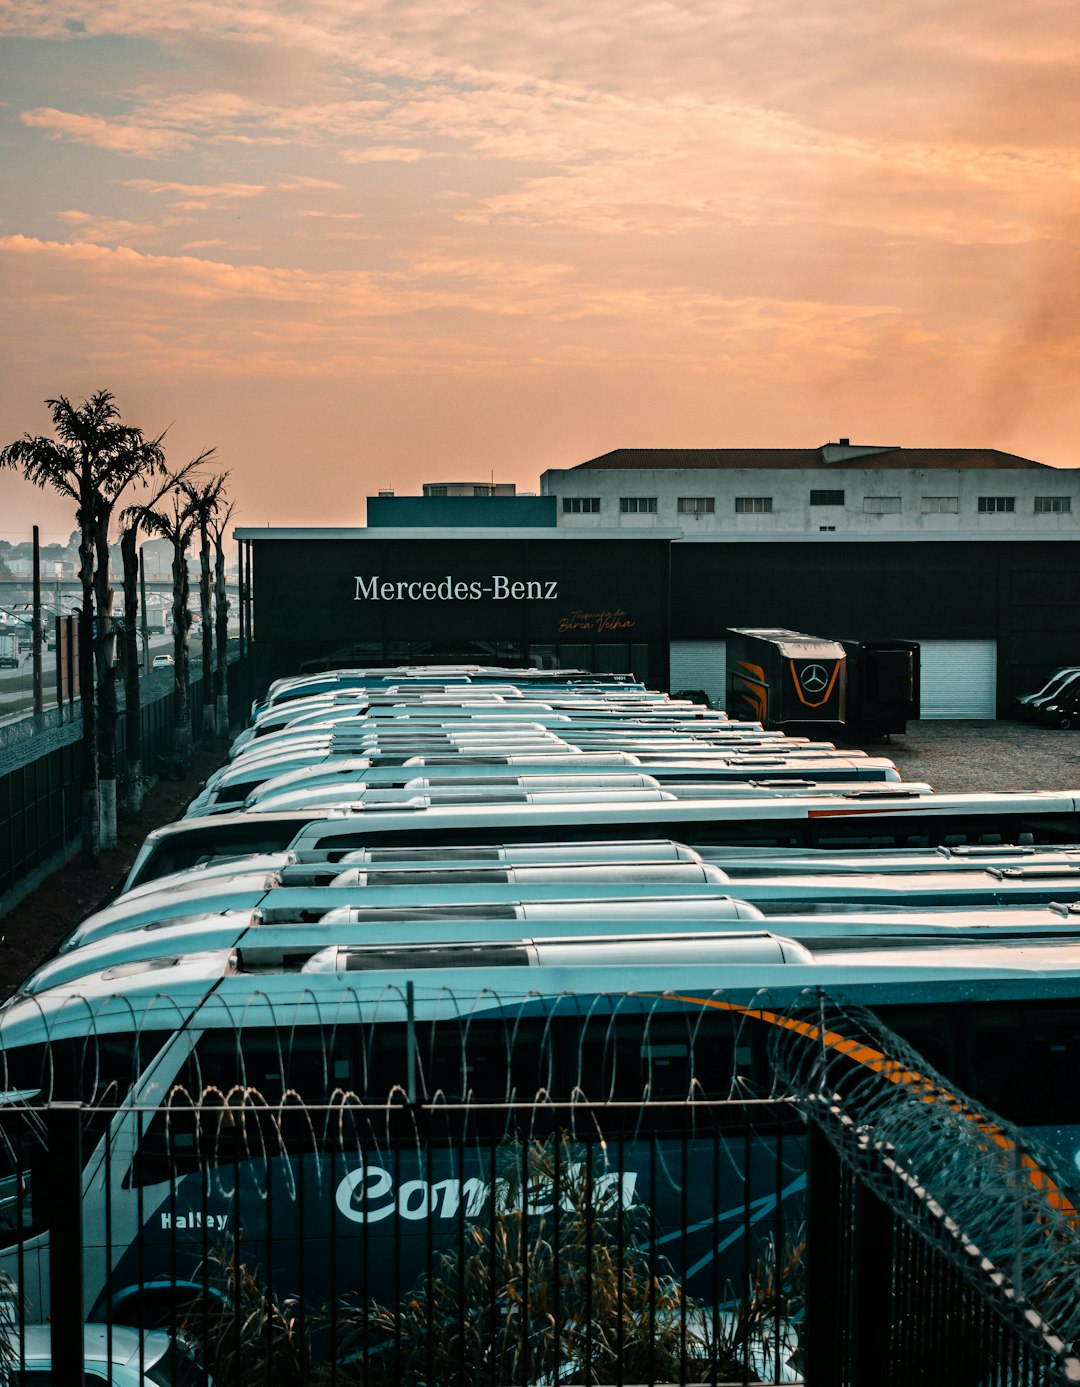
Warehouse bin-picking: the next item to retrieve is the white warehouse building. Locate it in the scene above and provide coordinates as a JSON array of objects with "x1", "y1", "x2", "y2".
[
  {"x1": 540, "y1": 442, "x2": 1080, "y2": 537},
  {"x1": 537, "y1": 442, "x2": 1080, "y2": 718}
]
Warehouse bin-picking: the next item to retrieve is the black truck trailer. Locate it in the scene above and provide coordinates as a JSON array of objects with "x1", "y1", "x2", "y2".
[
  {"x1": 839, "y1": 637, "x2": 920, "y2": 736},
  {"x1": 725, "y1": 627, "x2": 847, "y2": 730}
]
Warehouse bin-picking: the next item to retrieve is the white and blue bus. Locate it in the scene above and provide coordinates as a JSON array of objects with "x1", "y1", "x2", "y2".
[{"x1": 0, "y1": 935, "x2": 1079, "y2": 1330}]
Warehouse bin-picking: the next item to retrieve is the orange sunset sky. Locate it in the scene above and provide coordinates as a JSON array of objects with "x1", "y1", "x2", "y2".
[{"x1": 2, "y1": 0, "x2": 1079, "y2": 542}]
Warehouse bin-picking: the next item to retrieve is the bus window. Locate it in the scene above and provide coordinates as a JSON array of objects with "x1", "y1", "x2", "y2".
[
  {"x1": 571, "y1": 1005, "x2": 762, "y2": 1104},
  {"x1": 967, "y1": 1005, "x2": 1080, "y2": 1127},
  {"x1": 360, "y1": 1017, "x2": 553, "y2": 1106},
  {"x1": 127, "y1": 1026, "x2": 357, "y2": 1187},
  {"x1": 964, "y1": 1007, "x2": 1028, "y2": 1125},
  {"x1": 0, "y1": 1127, "x2": 41, "y2": 1247},
  {"x1": 0, "y1": 1036, "x2": 147, "y2": 1108},
  {"x1": 875, "y1": 1007, "x2": 957, "y2": 1086}
]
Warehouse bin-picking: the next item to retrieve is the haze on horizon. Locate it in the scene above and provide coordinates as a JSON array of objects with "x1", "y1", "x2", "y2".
[{"x1": 2, "y1": 0, "x2": 1079, "y2": 542}]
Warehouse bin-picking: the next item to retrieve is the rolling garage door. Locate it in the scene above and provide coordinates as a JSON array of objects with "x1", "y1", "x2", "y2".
[
  {"x1": 669, "y1": 640, "x2": 727, "y2": 708},
  {"x1": 918, "y1": 640, "x2": 997, "y2": 719}
]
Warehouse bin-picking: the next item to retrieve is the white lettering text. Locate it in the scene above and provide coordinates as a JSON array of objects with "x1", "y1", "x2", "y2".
[{"x1": 353, "y1": 576, "x2": 559, "y2": 602}]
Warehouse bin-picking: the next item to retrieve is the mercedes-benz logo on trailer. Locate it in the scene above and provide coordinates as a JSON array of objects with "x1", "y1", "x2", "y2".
[{"x1": 799, "y1": 664, "x2": 829, "y2": 695}]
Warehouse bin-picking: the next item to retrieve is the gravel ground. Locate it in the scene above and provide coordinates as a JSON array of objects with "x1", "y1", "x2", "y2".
[{"x1": 845, "y1": 719, "x2": 1080, "y2": 793}]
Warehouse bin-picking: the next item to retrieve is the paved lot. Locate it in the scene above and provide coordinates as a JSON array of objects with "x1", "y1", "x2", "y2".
[{"x1": 847, "y1": 719, "x2": 1080, "y2": 793}]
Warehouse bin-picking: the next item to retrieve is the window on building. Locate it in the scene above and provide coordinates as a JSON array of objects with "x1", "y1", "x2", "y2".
[
  {"x1": 426, "y1": 484, "x2": 448, "y2": 496},
  {"x1": 978, "y1": 496, "x2": 1015, "y2": 514},
  {"x1": 810, "y1": 490, "x2": 845, "y2": 506},
  {"x1": 619, "y1": 497, "x2": 658, "y2": 514},
  {"x1": 863, "y1": 496, "x2": 902, "y2": 515},
  {"x1": 562, "y1": 497, "x2": 601, "y2": 514},
  {"x1": 819, "y1": 525, "x2": 836, "y2": 532},
  {"x1": 921, "y1": 496, "x2": 959, "y2": 514},
  {"x1": 1035, "y1": 496, "x2": 1072, "y2": 514},
  {"x1": 735, "y1": 497, "x2": 773, "y2": 514},
  {"x1": 677, "y1": 497, "x2": 715, "y2": 514}
]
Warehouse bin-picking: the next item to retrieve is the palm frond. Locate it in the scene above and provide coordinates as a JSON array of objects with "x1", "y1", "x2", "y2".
[{"x1": 0, "y1": 437, "x2": 79, "y2": 501}]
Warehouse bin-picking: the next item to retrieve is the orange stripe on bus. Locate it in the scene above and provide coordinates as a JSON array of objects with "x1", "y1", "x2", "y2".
[{"x1": 642, "y1": 993, "x2": 1080, "y2": 1226}]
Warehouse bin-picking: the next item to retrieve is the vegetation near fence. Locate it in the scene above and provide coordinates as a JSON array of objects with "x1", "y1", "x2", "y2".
[{"x1": 187, "y1": 1135, "x2": 803, "y2": 1386}]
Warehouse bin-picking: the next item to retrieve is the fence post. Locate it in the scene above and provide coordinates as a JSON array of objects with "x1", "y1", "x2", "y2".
[
  {"x1": 852, "y1": 1177, "x2": 894, "y2": 1384},
  {"x1": 804, "y1": 1120, "x2": 846, "y2": 1385},
  {"x1": 32, "y1": 526, "x2": 43, "y2": 715},
  {"x1": 47, "y1": 1102, "x2": 84, "y2": 1385},
  {"x1": 55, "y1": 613, "x2": 63, "y2": 712}
]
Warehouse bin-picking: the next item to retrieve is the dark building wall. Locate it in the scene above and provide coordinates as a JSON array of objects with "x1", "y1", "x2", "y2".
[
  {"x1": 669, "y1": 542, "x2": 994, "y2": 639},
  {"x1": 250, "y1": 536, "x2": 670, "y2": 688},
  {"x1": 247, "y1": 533, "x2": 1080, "y2": 711},
  {"x1": 669, "y1": 540, "x2": 1080, "y2": 708}
]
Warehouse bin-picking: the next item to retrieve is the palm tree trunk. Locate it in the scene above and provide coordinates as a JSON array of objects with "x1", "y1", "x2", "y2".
[
  {"x1": 93, "y1": 522, "x2": 118, "y2": 850},
  {"x1": 199, "y1": 523, "x2": 214, "y2": 736},
  {"x1": 172, "y1": 535, "x2": 193, "y2": 766},
  {"x1": 76, "y1": 505, "x2": 99, "y2": 862},
  {"x1": 120, "y1": 527, "x2": 145, "y2": 815},
  {"x1": 214, "y1": 535, "x2": 230, "y2": 732}
]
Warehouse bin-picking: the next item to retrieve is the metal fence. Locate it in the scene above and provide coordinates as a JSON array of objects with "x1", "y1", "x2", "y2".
[
  {"x1": 0, "y1": 997, "x2": 1077, "y2": 1382},
  {"x1": 0, "y1": 654, "x2": 250, "y2": 905},
  {"x1": 4, "y1": 1094, "x2": 805, "y2": 1385},
  {"x1": 776, "y1": 998, "x2": 1080, "y2": 1386}
]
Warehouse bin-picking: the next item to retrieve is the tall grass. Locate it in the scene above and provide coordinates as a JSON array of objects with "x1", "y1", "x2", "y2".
[{"x1": 188, "y1": 1136, "x2": 803, "y2": 1385}]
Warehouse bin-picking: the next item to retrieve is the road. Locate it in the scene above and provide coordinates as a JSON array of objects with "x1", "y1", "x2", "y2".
[{"x1": 0, "y1": 632, "x2": 203, "y2": 724}]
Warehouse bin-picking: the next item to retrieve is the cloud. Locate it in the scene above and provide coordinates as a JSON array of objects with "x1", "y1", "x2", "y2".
[
  {"x1": 121, "y1": 178, "x2": 269, "y2": 211},
  {"x1": 298, "y1": 210, "x2": 365, "y2": 220},
  {"x1": 0, "y1": 230, "x2": 912, "y2": 384},
  {"x1": 341, "y1": 145, "x2": 437, "y2": 163},
  {"x1": 57, "y1": 209, "x2": 165, "y2": 245},
  {"x1": 20, "y1": 107, "x2": 189, "y2": 156},
  {"x1": 276, "y1": 175, "x2": 346, "y2": 191},
  {"x1": 5, "y1": 0, "x2": 1080, "y2": 495}
]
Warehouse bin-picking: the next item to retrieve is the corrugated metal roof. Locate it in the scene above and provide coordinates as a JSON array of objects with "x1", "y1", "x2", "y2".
[{"x1": 571, "y1": 447, "x2": 1052, "y2": 471}]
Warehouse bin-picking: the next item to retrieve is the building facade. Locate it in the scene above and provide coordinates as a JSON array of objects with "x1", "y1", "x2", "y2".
[
  {"x1": 540, "y1": 444, "x2": 1080, "y2": 537},
  {"x1": 239, "y1": 446, "x2": 1080, "y2": 720}
]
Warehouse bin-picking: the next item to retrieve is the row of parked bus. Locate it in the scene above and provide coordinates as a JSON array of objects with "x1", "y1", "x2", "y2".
[{"x1": 3, "y1": 664, "x2": 1080, "y2": 1363}]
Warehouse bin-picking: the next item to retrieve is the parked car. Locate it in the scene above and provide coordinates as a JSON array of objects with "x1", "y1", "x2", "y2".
[
  {"x1": 1035, "y1": 689, "x2": 1080, "y2": 729},
  {"x1": 1015, "y1": 665, "x2": 1080, "y2": 717},
  {"x1": 151, "y1": 653, "x2": 175, "y2": 669},
  {"x1": 9, "y1": 1324, "x2": 208, "y2": 1384}
]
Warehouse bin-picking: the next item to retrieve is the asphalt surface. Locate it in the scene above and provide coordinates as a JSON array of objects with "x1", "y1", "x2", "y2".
[{"x1": 0, "y1": 633, "x2": 192, "y2": 723}]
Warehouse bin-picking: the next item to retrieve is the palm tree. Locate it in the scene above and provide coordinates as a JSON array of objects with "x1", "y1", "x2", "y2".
[
  {"x1": 138, "y1": 464, "x2": 212, "y2": 767},
  {"x1": 0, "y1": 391, "x2": 162, "y2": 861},
  {"x1": 90, "y1": 441, "x2": 167, "y2": 847},
  {"x1": 119, "y1": 456, "x2": 205, "y2": 815},
  {"x1": 182, "y1": 472, "x2": 229, "y2": 736},
  {"x1": 210, "y1": 498, "x2": 236, "y2": 734}
]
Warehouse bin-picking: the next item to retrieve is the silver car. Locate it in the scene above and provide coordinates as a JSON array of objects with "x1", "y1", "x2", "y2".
[{"x1": 7, "y1": 1324, "x2": 208, "y2": 1384}]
